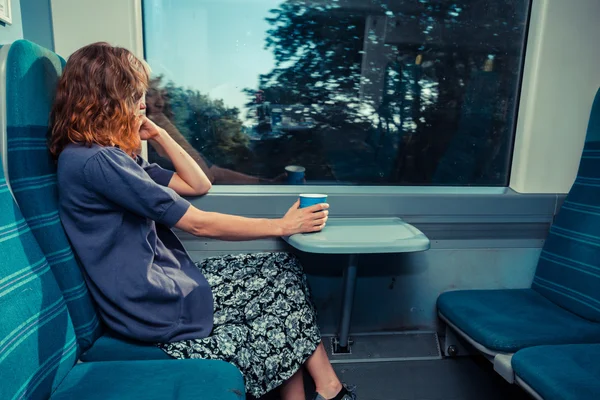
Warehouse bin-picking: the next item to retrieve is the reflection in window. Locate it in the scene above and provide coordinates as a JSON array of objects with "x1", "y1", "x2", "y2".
[{"x1": 143, "y1": 0, "x2": 530, "y2": 186}]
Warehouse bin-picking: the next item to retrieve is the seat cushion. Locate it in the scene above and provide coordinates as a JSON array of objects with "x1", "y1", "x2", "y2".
[
  {"x1": 80, "y1": 334, "x2": 171, "y2": 362},
  {"x1": 437, "y1": 289, "x2": 600, "y2": 353},
  {"x1": 513, "y1": 344, "x2": 600, "y2": 400},
  {"x1": 50, "y1": 359, "x2": 245, "y2": 400}
]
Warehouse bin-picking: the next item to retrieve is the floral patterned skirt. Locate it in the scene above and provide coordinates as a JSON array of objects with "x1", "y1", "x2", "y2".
[{"x1": 156, "y1": 252, "x2": 322, "y2": 398}]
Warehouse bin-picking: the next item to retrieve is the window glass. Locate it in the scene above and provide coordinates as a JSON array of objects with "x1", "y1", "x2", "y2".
[{"x1": 143, "y1": 0, "x2": 531, "y2": 186}]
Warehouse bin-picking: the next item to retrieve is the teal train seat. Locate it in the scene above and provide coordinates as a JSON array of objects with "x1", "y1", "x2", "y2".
[
  {"x1": 511, "y1": 344, "x2": 600, "y2": 400},
  {"x1": 0, "y1": 153, "x2": 245, "y2": 399},
  {"x1": 437, "y1": 88, "x2": 600, "y2": 383},
  {"x1": 1, "y1": 39, "x2": 245, "y2": 397}
]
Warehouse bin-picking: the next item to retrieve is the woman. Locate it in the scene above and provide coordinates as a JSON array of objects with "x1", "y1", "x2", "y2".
[{"x1": 49, "y1": 43, "x2": 355, "y2": 400}]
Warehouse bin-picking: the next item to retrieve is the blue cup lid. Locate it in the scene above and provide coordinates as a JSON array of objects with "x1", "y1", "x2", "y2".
[{"x1": 286, "y1": 165, "x2": 305, "y2": 173}]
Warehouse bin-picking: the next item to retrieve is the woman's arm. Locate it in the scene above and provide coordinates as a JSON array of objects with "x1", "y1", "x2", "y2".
[
  {"x1": 175, "y1": 200, "x2": 329, "y2": 240},
  {"x1": 140, "y1": 116, "x2": 212, "y2": 196}
]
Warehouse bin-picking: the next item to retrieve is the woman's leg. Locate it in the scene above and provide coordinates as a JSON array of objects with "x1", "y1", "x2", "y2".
[
  {"x1": 304, "y1": 342, "x2": 343, "y2": 398},
  {"x1": 280, "y1": 368, "x2": 306, "y2": 400}
]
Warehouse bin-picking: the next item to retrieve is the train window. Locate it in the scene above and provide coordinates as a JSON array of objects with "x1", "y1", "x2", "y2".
[{"x1": 142, "y1": 0, "x2": 531, "y2": 186}]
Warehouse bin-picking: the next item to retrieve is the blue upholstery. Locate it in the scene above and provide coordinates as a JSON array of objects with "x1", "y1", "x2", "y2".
[
  {"x1": 51, "y1": 359, "x2": 245, "y2": 400},
  {"x1": 0, "y1": 174, "x2": 78, "y2": 399},
  {"x1": 532, "y1": 143, "x2": 600, "y2": 321},
  {"x1": 532, "y1": 96, "x2": 600, "y2": 323},
  {"x1": 5, "y1": 40, "x2": 102, "y2": 352},
  {"x1": 512, "y1": 344, "x2": 600, "y2": 400},
  {"x1": 79, "y1": 334, "x2": 170, "y2": 362},
  {"x1": 438, "y1": 88, "x2": 600, "y2": 353},
  {"x1": 437, "y1": 289, "x2": 600, "y2": 353}
]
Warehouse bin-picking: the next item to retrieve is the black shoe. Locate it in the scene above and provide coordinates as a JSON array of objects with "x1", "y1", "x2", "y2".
[{"x1": 313, "y1": 384, "x2": 356, "y2": 400}]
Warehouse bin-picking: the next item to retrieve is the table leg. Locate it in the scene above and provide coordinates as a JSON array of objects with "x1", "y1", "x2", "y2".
[{"x1": 335, "y1": 254, "x2": 358, "y2": 353}]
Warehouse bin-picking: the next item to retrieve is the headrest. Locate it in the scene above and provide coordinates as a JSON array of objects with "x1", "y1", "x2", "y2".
[{"x1": 5, "y1": 40, "x2": 65, "y2": 129}]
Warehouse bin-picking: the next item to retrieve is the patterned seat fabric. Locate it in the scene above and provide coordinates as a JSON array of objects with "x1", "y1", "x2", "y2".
[
  {"x1": 0, "y1": 169, "x2": 78, "y2": 399},
  {"x1": 532, "y1": 142, "x2": 600, "y2": 321}
]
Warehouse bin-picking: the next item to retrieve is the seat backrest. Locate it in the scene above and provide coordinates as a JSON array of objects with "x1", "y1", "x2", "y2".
[
  {"x1": 533, "y1": 88, "x2": 600, "y2": 321},
  {"x1": 3, "y1": 40, "x2": 102, "y2": 351},
  {"x1": 0, "y1": 158, "x2": 77, "y2": 399}
]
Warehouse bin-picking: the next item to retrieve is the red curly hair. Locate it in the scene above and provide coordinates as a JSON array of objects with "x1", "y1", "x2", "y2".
[{"x1": 49, "y1": 42, "x2": 150, "y2": 157}]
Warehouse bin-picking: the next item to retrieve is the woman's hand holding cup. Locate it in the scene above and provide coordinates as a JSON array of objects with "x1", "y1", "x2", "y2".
[{"x1": 279, "y1": 196, "x2": 329, "y2": 236}]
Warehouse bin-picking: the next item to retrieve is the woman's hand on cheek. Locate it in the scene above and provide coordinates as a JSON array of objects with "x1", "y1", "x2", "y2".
[{"x1": 138, "y1": 116, "x2": 163, "y2": 141}]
